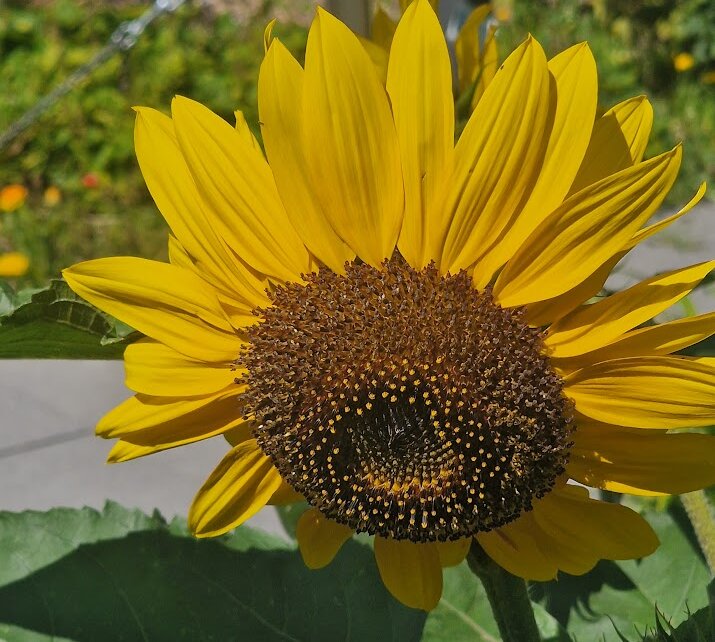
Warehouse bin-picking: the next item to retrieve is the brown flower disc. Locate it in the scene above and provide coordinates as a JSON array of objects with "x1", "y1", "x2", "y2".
[{"x1": 239, "y1": 257, "x2": 573, "y2": 542}]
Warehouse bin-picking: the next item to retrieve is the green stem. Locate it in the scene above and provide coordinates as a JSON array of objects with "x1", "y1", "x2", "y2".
[
  {"x1": 467, "y1": 541, "x2": 542, "y2": 642},
  {"x1": 681, "y1": 490, "x2": 715, "y2": 575}
]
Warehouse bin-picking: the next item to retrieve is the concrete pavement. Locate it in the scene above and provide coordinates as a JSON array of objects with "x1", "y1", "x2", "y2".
[{"x1": 0, "y1": 359, "x2": 287, "y2": 535}]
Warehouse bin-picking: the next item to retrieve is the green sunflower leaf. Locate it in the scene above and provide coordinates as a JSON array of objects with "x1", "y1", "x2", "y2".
[
  {"x1": 0, "y1": 502, "x2": 425, "y2": 642},
  {"x1": 422, "y1": 562, "x2": 572, "y2": 642},
  {"x1": 656, "y1": 599, "x2": 714, "y2": 640},
  {"x1": 625, "y1": 581, "x2": 715, "y2": 641},
  {"x1": 276, "y1": 500, "x2": 310, "y2": 538},
  {"x1": 531, "y1": 506, "x2": 712, "y2": 641},
  {"x1": 0, "y1": 281, "x2": 17, "y2": 316},
  {"x1": 0, "y1": 279, "x2": 139, "y2": 358}
]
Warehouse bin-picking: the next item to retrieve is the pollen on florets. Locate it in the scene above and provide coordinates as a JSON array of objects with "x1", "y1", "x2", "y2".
[{"x1": 238, "y1": 256, "x2": 573, "y2": 542}]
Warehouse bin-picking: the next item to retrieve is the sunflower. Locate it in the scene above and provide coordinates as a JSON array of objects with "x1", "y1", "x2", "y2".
[
  {"x1": 365, "y1": 0, "x2": 499, "y2": 111},
  {"x1": 63, "y1": 0, "x2": 715, "y2": 612}
]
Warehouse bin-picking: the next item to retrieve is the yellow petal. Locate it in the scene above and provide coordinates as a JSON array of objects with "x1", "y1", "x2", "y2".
[
  {"x1": 167, "y1": 234, "x2": 193, "y2": 271},
  {"x1": 454, "y1": 4, "x2": 491, "y2": 93},
  {"x1": 568, "y1": 423, "x2": 715, "y2": 496},
  {"x1": 63, "y1": 257, "x2": 240, "y2": 362},
  {"x1": 171, "y1": 96, "x2": 310, "y2": 281},
  {"x1": 525, "y1": 182, "x2": 706, "y2": 326},
  {"x1": 98, "y1": 388, "x2": 246, "y2": 448},
  {"x1": 562, "y1": 310, "x2": 715, "y2": 364},
  {"x1": 532, "y1": 485, "x2": 659, "y2": 571},
  {"x1": 263, "y1": 19, "x2": 276, "y2": 52},
  {"x1": 106, "y1": 440, "x2": 162, "y2": 463},
  {"x1": 124, "y1": 337, "x2": 239, "y2": 396},
  {"x1": 476, "y1": 513, "x2": 557, "y2": 581},
  {"x1": 215, "y1": 293, "x2": 261, "y2": 330},
  {"x1": 631, "y1": 181, "x2": 707, "y2": 246},
  {"x1": 267, "y1": 481, "x2": 303, "y2": 505},
  {"x1": 0, "y1": 252, "x2": 29, "y2": 277},
  {"x1": 388, "y1": 0, "x2": 454, "y2": 268},
  {"x1": 435, "y1": 538, "x2": 471, "y2": 567},
  {"x1": 494, "y1": 146, "x2": 682, "y2": 308},
  {"x1": 359, "y1": 36, "x2": 390, "y2": 84},
  {"x1": 473, "y1": 43, "x2": 598, "y2": 287},
  {"x1": 223, "y1": 422, "x2": 255, "y2": 447},
  {"x1": 372, "y1": 6, "x2": 397, "y2": 50},
  {"x1": 112, "y1": 421, "x2": 250, "y2": 463},
  {"x1": 399, "y1": 0, "x2": 439, "y2": 12},
  {"x1": 546, "y1": 260, "x2": 715, "y2": 358},
  {"x1": 524, "y1": 255, "x2": 619, "y2": 326},
  {"x1": 296, "y1": 508, "x2": 353, "y2": 568},
  {"x1": 565, "y1": 356, "x2": 715, "y2": 428},
  {"x1": 234, "y1": 110, "x2": 262, "y2": 152},
  {"x1": 374, "y1": 537, "x2": 442, "y2": 611},
  {"x1": 133, "y1": 107, "x2": 269, "y2": 310},
  {"x1": 570, "y1": 95, "x2": 654, "y2": 194},
  {"x1": 167, "y1": 236, "x2": 259, "y2": 329},
  {"x1": 302, "y1": 9, "x2": 403, "y2": 267},
  {"x1": 441, "y1": 37, "x2": 551, "y2": 273},
  {"x1": 483, "y1": 484, "x2": 658, "y2": 577},
  {"x1": 189, "y1": 439, "x2": 283, "y2": 537},
  {"x1": 470, "y1": 27, "x2": 498, "y2": 109},
  {"x1": 258, "y1": 40, "x2": 354, "y2": 273}
]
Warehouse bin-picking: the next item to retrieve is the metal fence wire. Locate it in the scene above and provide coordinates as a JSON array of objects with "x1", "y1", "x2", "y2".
[{"x1": 0, "y1": 0, "x2": 186, "y2": 153}]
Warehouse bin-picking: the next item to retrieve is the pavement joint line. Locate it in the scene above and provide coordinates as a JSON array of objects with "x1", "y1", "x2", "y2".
[{"x1": 0, "y1": 427, "x2": 91, "y2": 460}]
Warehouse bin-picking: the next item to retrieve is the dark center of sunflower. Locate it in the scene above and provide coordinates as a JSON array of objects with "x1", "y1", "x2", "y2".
[{"x1": 238, "y1": 257, "x2": 573, "y2": 542}]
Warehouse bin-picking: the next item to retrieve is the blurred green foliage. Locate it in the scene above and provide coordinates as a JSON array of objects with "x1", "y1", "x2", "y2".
[
  {"x1": 0, "y1": 0, "x2": 713, "y2": 287},
  {"x1": 0, "y1": 0, "x2": 306, "y2": 287},
  {"x1": 499, "y1": 0, "x2": 714, "y2": 207}
]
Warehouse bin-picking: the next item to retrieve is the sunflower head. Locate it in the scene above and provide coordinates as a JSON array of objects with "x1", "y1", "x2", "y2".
[
  {"x1": 241, "y1": 256, "x2": 574, "y2": 542},
  {"x1": 63, "y1": 0, "x2": 714, "y2": 613}
]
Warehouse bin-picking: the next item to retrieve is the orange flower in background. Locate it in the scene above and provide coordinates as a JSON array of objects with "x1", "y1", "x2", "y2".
[
  {"x1": 0, "y1": 252, "x2": 29, "y2": 278},
  {"x1": 0, "y1": 184, "x2": 28, "y2": 212},
  {"x1": 44, "y1": 186, "x2": 62, "y2": 207},
  {"x1": 491, "y1": 0, "x2": 513, "y2": 22},
  {"x1": 81, "y1": 173, "x2": 100, "y2": 189},
  {"x1": 674, "y1": 52, "x2": 695, "y2": 72}
]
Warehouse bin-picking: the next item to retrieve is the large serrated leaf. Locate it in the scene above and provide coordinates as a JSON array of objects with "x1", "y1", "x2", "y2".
[
  {"x1": 0, "y1": 280, "x2": 139, "y2": 358},
  {"x1": 635, "y1": 580, "x2": 715, "y2": 641},
  {"x1": 422, "y1": 560, "x2": 571, "y2": 642},
  {"x1": 0, "y1": 502, "x2": 425, "y2": 642},
  {"x1": 653, "y1": 602, "x2": 713, "y2": 641},
  {"x1": 532, "y1": 506, "x2": 712, "y2": 641},
  {"x1": 619, "y1": 510, "x2": 711, "y2": 626},
  {"x1": 0, "y1": 281, "x2": 17, "y2": 316}
]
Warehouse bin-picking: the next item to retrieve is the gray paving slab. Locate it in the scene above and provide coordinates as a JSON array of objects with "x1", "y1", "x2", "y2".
[
  {"x1": 0, "y1": 360, "x2": 286, "y2": 536},
  {"x1": 0, "y1": 360, "x2": 127, "y2": 449},
  {"x1": 608, "y1": 200, "x2": 715, "y2": 316}
]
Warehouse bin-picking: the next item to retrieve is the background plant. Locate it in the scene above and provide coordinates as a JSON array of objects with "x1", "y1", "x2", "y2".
[
  {"x1": 497, "y1": 0, "x2": 714, "y2": 208},
  {"x1": 0, "y1": 0, "x2": 306, "y2": 287},
  {"x1": 1, "y1": 0, "x2": 712, "y2": 288}
]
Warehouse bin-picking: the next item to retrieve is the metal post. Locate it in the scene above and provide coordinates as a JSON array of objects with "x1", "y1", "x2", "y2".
[{"x1": 325, "y1": 0, "x2": 371, "y2": 35}]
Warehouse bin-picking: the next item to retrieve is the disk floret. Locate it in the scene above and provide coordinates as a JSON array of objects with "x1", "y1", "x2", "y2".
[{"x1": 239, "y1": 257, "x2": 573, "y2": 541}]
